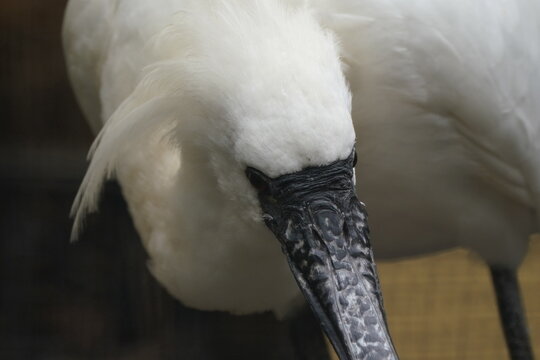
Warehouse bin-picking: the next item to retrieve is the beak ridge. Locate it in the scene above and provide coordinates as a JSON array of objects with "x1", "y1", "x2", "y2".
[{"x1": 280, "y1": 197, "x2": 397, "y2": 360}]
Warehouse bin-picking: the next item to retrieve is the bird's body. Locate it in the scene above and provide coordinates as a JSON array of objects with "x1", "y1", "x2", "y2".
[
  {"x1": 64, "y1": 0, "x2": 540, "y2": 315},
  {"x1": 64, "y1": 1, "x2": 539, "y2": 358}
]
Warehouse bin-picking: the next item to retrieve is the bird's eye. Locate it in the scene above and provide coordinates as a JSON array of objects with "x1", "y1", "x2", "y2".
[
  {"x1": 246, "y1": 167, "x2": 271, "y2": 193},
  {"x1": 353, "y1": 151, "x2": 358, "y2": 167}
]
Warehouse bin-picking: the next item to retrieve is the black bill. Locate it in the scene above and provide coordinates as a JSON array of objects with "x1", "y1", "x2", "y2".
[{"x1": 246, "y1": 150, "x2": 398, "y2": 360}]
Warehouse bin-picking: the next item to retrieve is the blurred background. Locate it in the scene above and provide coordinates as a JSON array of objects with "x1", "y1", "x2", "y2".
[{"x1": 1, "y1": 1, "x2": 538, "y2": 359}]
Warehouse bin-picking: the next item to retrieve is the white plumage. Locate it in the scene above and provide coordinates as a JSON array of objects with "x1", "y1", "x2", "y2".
[{"x1": 63, "y1": 0, "x2": 540, "y2": 319}]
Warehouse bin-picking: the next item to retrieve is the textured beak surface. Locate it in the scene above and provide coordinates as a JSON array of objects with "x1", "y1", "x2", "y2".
[{"x1": 247, "y1": 151, "x2": 398, "y2": 360}]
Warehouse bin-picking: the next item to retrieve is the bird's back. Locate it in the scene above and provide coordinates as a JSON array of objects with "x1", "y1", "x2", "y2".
[{"x1": 327, "y1": 0, "x2": 540, "y2": 266}]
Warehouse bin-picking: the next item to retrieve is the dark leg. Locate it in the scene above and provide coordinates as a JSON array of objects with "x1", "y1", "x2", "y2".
[
  {"x1": 289, "y1": 306, "x2": 331, "y2": 360},
  {"x1": 489, "y1": 266, "x2": 534, "y2": 360}
]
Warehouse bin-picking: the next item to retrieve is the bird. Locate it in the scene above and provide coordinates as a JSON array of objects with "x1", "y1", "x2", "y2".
[{"x1": 62, "y1": 0, "x2": 539, "y2": 359}]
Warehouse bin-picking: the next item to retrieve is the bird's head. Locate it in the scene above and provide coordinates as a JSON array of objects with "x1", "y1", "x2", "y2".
[
  {"x1": 165, "y1": 0, "x2": 355, "y2": 192},
  {"x1": 177, "y1": 3, "x2": 396, "y2": 358},
  {"x1": 73, "y1": 1, "x2": 397, "y2": 359}
]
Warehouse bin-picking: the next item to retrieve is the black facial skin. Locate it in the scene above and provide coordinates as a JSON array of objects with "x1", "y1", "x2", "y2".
[{"x1": 246, "y1": 150, "x2": 398, "y2": 360}]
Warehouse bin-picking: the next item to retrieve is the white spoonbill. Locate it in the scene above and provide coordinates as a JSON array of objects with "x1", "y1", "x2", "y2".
[{"x1": 63, "y1": 0, "x2": 539, "y2": 359}]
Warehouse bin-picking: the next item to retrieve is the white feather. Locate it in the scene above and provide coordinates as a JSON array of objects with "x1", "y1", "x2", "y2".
[{"x1": 64, "y1": 0, "x2": 540, "y2": 314}]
